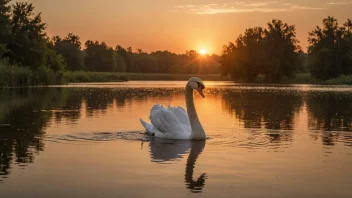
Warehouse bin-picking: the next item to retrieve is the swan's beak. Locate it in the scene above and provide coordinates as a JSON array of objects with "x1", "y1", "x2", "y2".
[{"x1": 197, "y1": 88, "x2": 205, "y2": 98}]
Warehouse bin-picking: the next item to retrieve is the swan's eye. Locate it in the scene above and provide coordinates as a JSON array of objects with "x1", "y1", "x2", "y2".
[{"x1": 196, "y1": 82, "x2": 205, "y2": 89}]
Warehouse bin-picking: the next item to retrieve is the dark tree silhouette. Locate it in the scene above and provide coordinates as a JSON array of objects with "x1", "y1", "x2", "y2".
[
  {"x1": 221, "y1": 19, "x2": 300, "y2": 83},
  {"x1": 0, "y1": 0, "x2": 11, "y2": 56},
  {"x1": 308, "y1": 16, "x2": 352, "y2": 80},
  {"x1": 51, "y1": 33, "x2": 85, "y2": 71}
]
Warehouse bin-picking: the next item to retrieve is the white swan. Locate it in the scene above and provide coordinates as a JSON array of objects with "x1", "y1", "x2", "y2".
[{"x1": 140, "y1": 77, "x2": 206, "y2": 140}]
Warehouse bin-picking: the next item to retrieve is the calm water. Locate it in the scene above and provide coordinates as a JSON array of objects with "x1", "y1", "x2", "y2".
[{"x1": 0, "y1": 81, "x2": 352, "y2": 198}]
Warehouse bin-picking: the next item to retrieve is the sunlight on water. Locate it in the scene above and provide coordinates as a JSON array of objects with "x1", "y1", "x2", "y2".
[{"x1": 1, "y1": 81, "x2": 352, "y2": 197}]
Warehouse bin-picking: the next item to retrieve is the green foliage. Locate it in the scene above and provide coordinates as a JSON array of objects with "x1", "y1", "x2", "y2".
[
  {"x1": 0, "y1": 1, "x2": 66, "y2": 87},
  {"x1": 263, "y1": 20, "x2": 299, "y2": 82},
  {"x1": 51, "y1": 33, "x2": 84, "y2": 71},
  {"x1": 46, "y1": 48, "x2": 66, "y2": 72},
  {"x1": 116, "y1": 45, "x2": 134, "y2": 72},
  {"x1": 5, "y1": 2, "x2": 48, "y2": 68},
  {"x1": 114, "y1": 52, "x2": 127, "y2": 72},
  {"x1": 0, "y1": 59, "x2": 63, "y2": 87},
  {"x1": 84, "y1": 40, "x2": 123, "y2": 72},
  {"x1": 1, "y1": 0, "x2": 351, "y2": 86},
  {"x1": 0, "y1": 59, "x2": 31, "y2": 87},
  {"x1": 308, "y1": 16, "x2": 352, "y2": 80},
  {"x1": 31, "y1": 66, "x2": 61, "y2": 85},
  {"x1": 296, "y1": 50, "x2": 309, "y2": 73},
  {"x1": 221, "y1": 19, "x2": 299, "y2": 83},
  {"x1": 0, "y1": 0, "x2": 11, "y2": 56},
  {"x1": 221, "y1": 27, "x2": 264, "y2": 82}
]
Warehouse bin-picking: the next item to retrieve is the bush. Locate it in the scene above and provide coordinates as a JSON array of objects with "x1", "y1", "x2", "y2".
[
  {"x1": 0, "y1": 59, "x2": 64, "y2": 87},
  {"x1": 0, "y1": 59, "x2": 32, "y2": 87}
]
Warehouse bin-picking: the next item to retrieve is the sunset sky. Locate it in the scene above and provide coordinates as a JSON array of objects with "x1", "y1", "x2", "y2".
[{"x1": 24, "y1": 0, "x2": 352, "y2": 54}]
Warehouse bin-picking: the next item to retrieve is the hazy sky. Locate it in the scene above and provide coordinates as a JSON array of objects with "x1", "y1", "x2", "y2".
[{"x1": 24, "y1": 0, "x2": 352, "y2": 54}]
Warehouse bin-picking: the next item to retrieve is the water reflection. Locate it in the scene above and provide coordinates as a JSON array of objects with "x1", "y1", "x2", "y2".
[
  {"x1": 221, "y1": 90, "x2": 303, "y2": 150},
  {"x1": 0, "y1": 89, "x2": 58, "y2": 182},
  {"x1": 306, "y1": 93, "x2": 352, "y2": 147},
  {"x1": 146, "y1": 138, "x2": 207, "y2": 193},
  {"x1": 1, "y1": 84, "x2": 352, "y2": 184},
  {"x1": 222, "y1": 90, "x2": 303, "y2": 130},
  {"x1": 307, "y1": 93, "x2": 352, "y2": 132}
]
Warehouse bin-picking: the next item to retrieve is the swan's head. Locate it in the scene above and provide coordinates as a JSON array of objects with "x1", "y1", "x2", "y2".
[{"x1": 188, "y1": 77, "x2": 205, "y2": 98}]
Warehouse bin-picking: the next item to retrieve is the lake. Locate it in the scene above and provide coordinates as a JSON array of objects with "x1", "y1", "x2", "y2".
[{"x1": 0, "y1": 81, "x2": 352, "y2": 198}]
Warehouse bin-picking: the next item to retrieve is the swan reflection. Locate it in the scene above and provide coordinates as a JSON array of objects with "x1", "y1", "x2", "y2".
[{"x1": 144, "y1": 138, "x2": 207, "y2": 193}]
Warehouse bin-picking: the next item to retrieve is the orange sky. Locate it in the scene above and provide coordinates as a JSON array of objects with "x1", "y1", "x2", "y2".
[{"x1": 25, "y1": 0, "x2": 352, "y2": 54}]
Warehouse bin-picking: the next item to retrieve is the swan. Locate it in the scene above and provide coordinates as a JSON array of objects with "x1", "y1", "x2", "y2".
[{"x1": 140, "y1": 77, "x2": 206, "y2": 140}]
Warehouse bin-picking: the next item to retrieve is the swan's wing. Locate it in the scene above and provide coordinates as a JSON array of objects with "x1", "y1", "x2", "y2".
[
  {"x1": 167, "y1": 105, "x2": 190, "y2": 126},
  {"x1": 140, "y1": 118, "x2": 161, "y2": 136},
  {"x1": 150, "y1": 105, "x2": 186, "y2": 134}
]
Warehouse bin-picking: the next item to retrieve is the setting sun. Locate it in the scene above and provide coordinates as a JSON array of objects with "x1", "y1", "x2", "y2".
[{"x1": 200, "y1": 49, "x2": 207, "y2": 55}]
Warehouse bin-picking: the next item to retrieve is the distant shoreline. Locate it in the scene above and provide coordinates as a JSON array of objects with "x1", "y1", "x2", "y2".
[
  {"x1": 63, "y1": 71, "x2": 352, "y2": 85},
  {"x1": 62, "y1": 71, "x2": 231, "y2": 83},
  {"x1": 2, "y1": 71, "x2": 352, "y2": 88}
]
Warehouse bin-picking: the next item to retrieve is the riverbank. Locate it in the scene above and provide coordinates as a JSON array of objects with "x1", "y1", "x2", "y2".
[
  {"x1": 2, "y1": 69, "x2": 352, "y2": 87},
  {"x1": 63, "y1": 71, "x2": 231, "y2": 82},
  {"x1": 63, "y1": 71, "x2": 352, "y2": 85}
]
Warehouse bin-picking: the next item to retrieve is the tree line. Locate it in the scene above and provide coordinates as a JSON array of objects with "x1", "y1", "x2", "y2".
[
  {"x1": 221, "y1": 17, "x2": 352, "y2": 82},
  {"x1": 0, "y1": 0, "x2": 220, "y2": 81},
  {"x1": 1, "y1": 0, "x2": 352, "y2": 85},
  {"x1": 51, "y1": 34, "x2": 220, "y2": 74}
]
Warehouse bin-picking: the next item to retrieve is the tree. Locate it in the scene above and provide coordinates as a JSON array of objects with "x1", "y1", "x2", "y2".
[
  {"x1": 5, "y1": 2, "x2": 48, "y2": 68},
  {"x1": 85, "y1": 40, "x2": 126, "y2": 72},
  {"x1": 263, "y1": 19, "x2": 299, "y2": 83},
  {"x1": 296, "y1": 50, "x2": 309, "y2": 73},
  {"x1": 116, "y1": 45, "x2": 133, "y2": 72},
  {"x1": 133, "y1": 51, "x2": 157, "y2": 73},
  {"x1": 308, "y1": 16, "x2": 352, "y2": 80},
  {"x1": 150, "y1": 50, "x2": 178, "y2": 73},
  {"x1": 222, "y1": 27, "x2": 264, "y2": 82},
  {"x1": 0, "y1": 0, "x2": 11, "y2": 56},
  {"x1": 184, "y1": 50, "x2": 200, "y2": 74},
  {"x1": 221, "y1": 20, "x2": 299, "y2": 83},
  {"x1": 52, "y1": 33, "x2": 85, "y2": 71}
]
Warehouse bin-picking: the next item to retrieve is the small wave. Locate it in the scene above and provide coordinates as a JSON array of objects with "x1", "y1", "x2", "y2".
[{"x1": 45, "y1": 131, "x2": 151, "y2": 144}]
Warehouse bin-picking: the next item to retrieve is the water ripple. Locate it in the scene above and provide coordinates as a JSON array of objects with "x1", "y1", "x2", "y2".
[{"x1": 44, "y1": 131, "x2": 149, "y2": 144}]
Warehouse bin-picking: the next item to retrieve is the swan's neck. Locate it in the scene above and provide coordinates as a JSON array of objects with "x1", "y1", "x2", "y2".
[{"x1": 186, "y1": 85, "x2": 206, "y2": 140}]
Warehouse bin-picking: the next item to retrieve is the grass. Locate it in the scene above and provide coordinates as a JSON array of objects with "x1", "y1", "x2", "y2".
[
  {"x1": 0, "y1": 60, "x2": 64, "y2": 87},
  {"x1": 63, "y1": 71, "x2": 231, "y2": 82}
]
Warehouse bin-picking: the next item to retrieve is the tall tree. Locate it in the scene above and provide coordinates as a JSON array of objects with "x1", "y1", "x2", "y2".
[
  {"x1": 0, "y1": 0, "x2": 11, "y2": 56},
  {"x1": 221, "y1": 27, "x2": 264, "y2": 82},
  {"x1": 221, "y1": 19, "x2": 299, "y2": 83},
  {"x1": 85, "y1": 40, "x2": 125, "y2": 72},
  {"x1": 5, "y1": 2, "x2": 47, "y2": 68},
  {"x1": 263, "y1": 19, "x2": 299, "y2": 83},
  {"x1": 116, "y1": 45, "x2": 133, "y2": 72},
  {"x1": 52, "y1": 33, "x2": 85, "y2": 71},
  {"x1": 308, "y1": 16, "x2": 352, "y2": 80}
]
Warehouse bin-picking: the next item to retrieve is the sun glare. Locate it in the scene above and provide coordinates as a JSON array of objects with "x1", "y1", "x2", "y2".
[{"x1": 200, "y1": 49, "x2": 207, "y2": 55}]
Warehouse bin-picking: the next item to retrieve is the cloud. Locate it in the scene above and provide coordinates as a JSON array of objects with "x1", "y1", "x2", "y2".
[
  {"x1": 326, "y1": 1, "x2": 352, "y2": 5},
  {"x1": 172, "y1": 1, "x2": 324, "y2": 14}
]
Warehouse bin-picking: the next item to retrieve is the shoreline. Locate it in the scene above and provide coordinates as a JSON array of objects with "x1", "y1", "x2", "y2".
[
  {"x1": 63, "y1": 72, "x2": 352, "y2": 85},
  {"x1": 2, "y1": 72, "x2": 352, "y2": 88}
]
